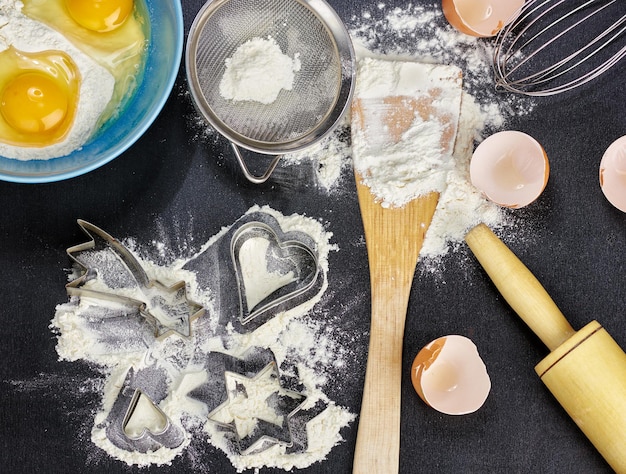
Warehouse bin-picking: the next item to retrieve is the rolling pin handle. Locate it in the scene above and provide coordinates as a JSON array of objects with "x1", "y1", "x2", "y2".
[{"x1": 465, "y1": 224, "x2": 575, "y2": 351}]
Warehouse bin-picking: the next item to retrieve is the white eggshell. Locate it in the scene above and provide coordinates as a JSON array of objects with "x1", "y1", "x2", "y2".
[
  {"x1": 470, "y1": 130, "x2": 549, "y2": 209},
  {"x1": 442, "y1": 0, "x2": 524, "y2": 37},
  {"x1": 411, "y1": 335, "x2": 491, "y2": 415},
  {"x1": 599, "y1": 135, "x2": 626, "y2": 213}
]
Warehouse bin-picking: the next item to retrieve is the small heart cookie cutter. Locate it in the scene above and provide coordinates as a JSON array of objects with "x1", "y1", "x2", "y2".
[{"x1": 103, "y1": 365, "x2": 185, "y2": 453}]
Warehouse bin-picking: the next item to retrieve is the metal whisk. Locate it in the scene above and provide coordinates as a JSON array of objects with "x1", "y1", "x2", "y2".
[{"x1": 493, "y1": 0, "x2": 626, "y2": 96}]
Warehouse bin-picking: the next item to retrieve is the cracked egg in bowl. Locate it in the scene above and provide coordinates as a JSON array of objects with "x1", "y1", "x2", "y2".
[{"x1": 0, "y1": 0, "x2": 183, "y2": 183}]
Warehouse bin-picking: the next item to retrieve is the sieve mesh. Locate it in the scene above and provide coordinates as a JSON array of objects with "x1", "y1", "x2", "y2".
[{"x1": 190, "y1": 0, "x2": 344, "y2": 147}]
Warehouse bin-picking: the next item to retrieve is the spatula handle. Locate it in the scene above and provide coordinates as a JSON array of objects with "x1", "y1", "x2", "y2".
[
  {"x1": 465, "y1": 224, "x2": 575, "y2": 351},
  {"x1": 353, "y1": 185, "x2": 439, "y2": 474},
  {"x1": 353, "y1": 268, "x2": 414, "y2": 474}
]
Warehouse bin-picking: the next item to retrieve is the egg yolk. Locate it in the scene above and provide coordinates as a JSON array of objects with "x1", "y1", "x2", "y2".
[
  {"x1": 22, "y1": 0, "x2": 148, "y2": 128},
  {"x1": 65, "y1": 0, "x2": 134, "y2": 32},
  {"x1": 0, "y1": 47, "x2": 80, "y2": 147},
  {"x1": 1, "y1": 73, "x2": 69, "y2": 134}
]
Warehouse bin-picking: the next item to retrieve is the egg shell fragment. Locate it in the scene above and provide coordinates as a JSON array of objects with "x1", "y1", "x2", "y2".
[
  {"x1": 442, "y1": 0, "x2": 524, "y2": 37},
  {"x1": 599, "y1": 135, "x2": 626, "y2": 213},
  {"x1": 411, "y1": 335, "x2": 491, "y2": 415},
  {"x1": 470, "y1": 130, "x2": 549, "y2": 209}
]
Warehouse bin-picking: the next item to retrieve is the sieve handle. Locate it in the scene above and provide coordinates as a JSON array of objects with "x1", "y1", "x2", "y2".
[{"x1": 231, "y1": 143, "x2": 282, "y2": 184}]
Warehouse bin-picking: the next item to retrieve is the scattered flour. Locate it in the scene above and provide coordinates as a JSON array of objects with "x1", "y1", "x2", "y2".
[
  {"x1": 39, "y1": 5, "x2": 543, "y2": 472},
  {"x1": 51, "y1": 205, "x2": 355, "y2": 471},
  {"x1": 219, "y1": 36, "x2": 301, "y2": 105},
  {"x1": 282, "y1": 122, "x2": 352, "y2": 191},
  {"x1": 0, "y1": 0, "x2": 115, "y2": 160},
  {"x1": 421, "y1": 92, "x2": 504, "y2": 259}
]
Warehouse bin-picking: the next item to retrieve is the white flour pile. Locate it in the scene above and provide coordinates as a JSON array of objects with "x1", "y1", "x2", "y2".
[
  {"x1": 219, "y1": 36, "x2": 301, "y2": 104},
  {"x1": 51, "y1": 206, "x2": 355, "y2": 472},
  {"x1": 0, "y1": 0, "x2": 114, "y2": 160}
]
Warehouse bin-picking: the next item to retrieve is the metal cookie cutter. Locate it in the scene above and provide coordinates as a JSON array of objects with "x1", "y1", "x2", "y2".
[
  {"x1": 103, "y1": 365, "x2": 185, "y2": 453},
  {"x1": 182, "y1": 211, "x2": 325, "y2": 334},
  {"x1": 66, "y1": 220, "x2": 205, "y2": 339},
  {"x1": 231, "y1": 220, "x2": 319, "y2": 326},
  {"x1": 188, "y1": 346, "x2": 318, "y2": 455}
]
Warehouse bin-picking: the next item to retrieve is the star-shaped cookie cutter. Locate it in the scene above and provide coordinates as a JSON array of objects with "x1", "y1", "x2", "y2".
[
  {"x1": 210, "y1": 361, "x2": 306, "y2": 454},
  {"x1": 187, "y1": 347, "x2": 310, "y2": 455},
  {"x1": 66, "y1": 220, "x2": 205, "y2": 339}
]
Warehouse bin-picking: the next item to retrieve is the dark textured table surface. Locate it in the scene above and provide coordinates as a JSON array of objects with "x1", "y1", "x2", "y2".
[{"x1": 1, "y1": 1, "x2": 625, "y2": 473}]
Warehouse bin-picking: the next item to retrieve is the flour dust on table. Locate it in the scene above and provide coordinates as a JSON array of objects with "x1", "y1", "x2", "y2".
[{"x1": 51, "y1": 206, "x2": 355, "y2": 471}]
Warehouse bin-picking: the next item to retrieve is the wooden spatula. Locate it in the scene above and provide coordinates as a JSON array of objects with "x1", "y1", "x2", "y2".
[{"x1": 351, "y1": 58, "x2": 463, "y2": 474}]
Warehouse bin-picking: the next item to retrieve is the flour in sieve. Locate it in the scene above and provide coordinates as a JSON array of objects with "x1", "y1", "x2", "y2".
[{"x1": 219, "y1": 36, "x2": 301, "y2": 105}]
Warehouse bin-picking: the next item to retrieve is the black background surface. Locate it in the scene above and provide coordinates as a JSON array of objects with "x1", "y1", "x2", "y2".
[{"x1": 1, "y1": 1, "x2": 625, "y2": 473}]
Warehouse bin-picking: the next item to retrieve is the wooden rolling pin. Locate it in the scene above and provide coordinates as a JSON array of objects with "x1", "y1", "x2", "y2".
[{"x1": 465, "y1": 224, "x2": 626, "y2": 473}]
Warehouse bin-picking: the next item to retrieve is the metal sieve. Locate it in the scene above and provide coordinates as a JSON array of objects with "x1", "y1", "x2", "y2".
[{"x1": 185, "y1": 0, "x2": 355, "y2": 183}]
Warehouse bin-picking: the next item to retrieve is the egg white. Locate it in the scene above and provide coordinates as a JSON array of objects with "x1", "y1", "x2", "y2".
[{"x1": 0, "y1": 0, "x2": 115, "y2": 160}]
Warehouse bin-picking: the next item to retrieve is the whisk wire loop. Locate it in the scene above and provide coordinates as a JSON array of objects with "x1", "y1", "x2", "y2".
[
  {"x1": 525, "y1": 7, "x2": 625, "y2": 88},
  {"x1": 493, "y1": 0, "x2": 626, "y2": 96}
]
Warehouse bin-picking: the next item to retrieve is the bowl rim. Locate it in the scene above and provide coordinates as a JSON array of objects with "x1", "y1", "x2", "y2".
[{"x1": 0, "y1": 0, "x2": 184, "y2": 184}]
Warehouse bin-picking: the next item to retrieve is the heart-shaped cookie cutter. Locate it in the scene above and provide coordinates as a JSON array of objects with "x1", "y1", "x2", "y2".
[
  {"x1": 231, "y1": 221, "x2": 319, "y2": 326},
  {"x1": 103, "y1": 365, "x2": 185, "y2": 453}
]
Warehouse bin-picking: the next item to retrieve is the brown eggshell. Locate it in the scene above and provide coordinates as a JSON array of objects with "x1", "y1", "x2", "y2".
[
  {"x1": 599, "y1": 135, "x2": 626, "y2": 213},
  {"x1": 470, "y1": 130, "x2": 549, "y2": 209},
  {"x1": 442, "y1": 0, "x2": 524, "y2": 37},
  {"x1": 411, "y1": 335, "x2": 491, "y2": 415}
]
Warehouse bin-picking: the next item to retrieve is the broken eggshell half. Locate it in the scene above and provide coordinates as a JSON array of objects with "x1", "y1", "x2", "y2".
[
  {"x1": 442, "y1": 0, "x2": 524, "y2": 37},
  {"x1": 411, "y1": 335, "x2": 491, "y2": 415},
  {"x1": 470, "y1": 130, "x2": 549, "y2": 209},
  {"x1": 599, "y1": 135, "x2": 626, "y2": 213}
]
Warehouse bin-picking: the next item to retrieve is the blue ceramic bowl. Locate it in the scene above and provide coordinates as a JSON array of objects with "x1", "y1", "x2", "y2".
[{"x1": 0, "y1": 1, "x2": 183, "y2": 183}]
